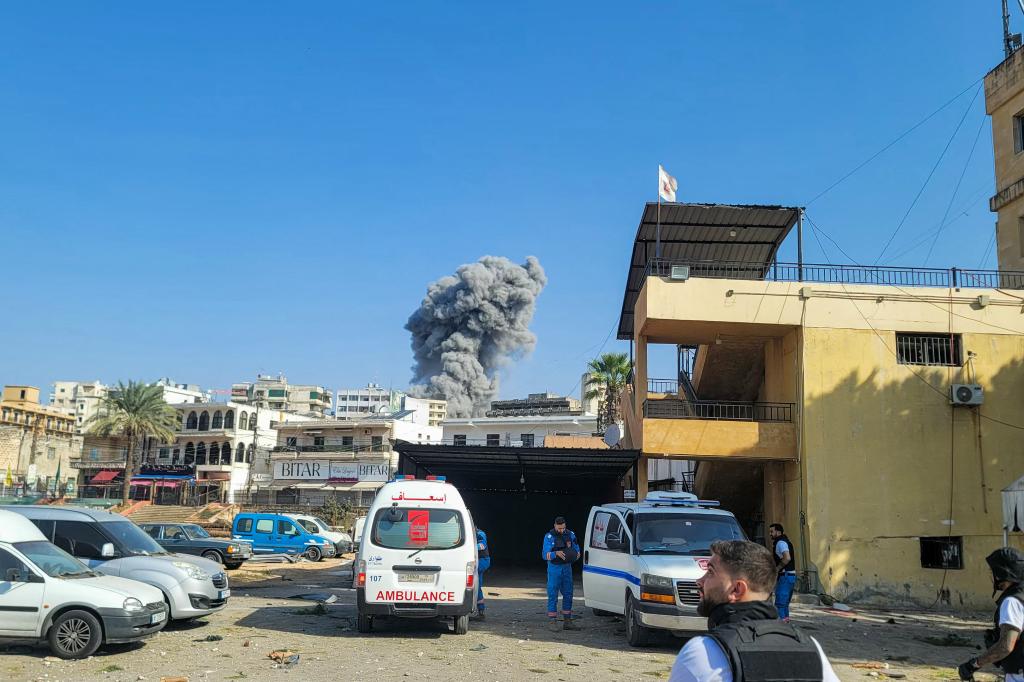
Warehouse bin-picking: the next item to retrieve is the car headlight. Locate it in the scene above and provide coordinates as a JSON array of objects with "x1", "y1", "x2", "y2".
[
  {"x1": 172, "y1": 561, "x2": 210, "y2": 581},
  {"x1": 123, "y1": 597, "x2": 144, "y2": 612},
  {"x1": 641, "y1": 573, "x2": 674, "y2": 589},
  {"x1": 225, "y1": 545, "x2": 236, "y2": 554}
]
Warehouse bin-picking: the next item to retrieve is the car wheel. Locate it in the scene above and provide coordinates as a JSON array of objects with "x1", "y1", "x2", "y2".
[
  {"x1": 592, "y1": 607, "x2": 616, "y2": 617},
  {"x1": 356, "y1": 610, "x2": 373, "y2": 633},
  {"x1": 201, "y1": 550, "x2": 223, "y2": 564},
  {"x1": 225, "y1": 562, "x2": 243, "y2": 570},
  {"x1": 453, "y1": 614, "x2": 469, "y2": 635},
  {"x1": 305, "y1": 546, "x2": 323, "y2": 562},
  {"x1": 625, "y1": 595, "x2": 652, "y2": 647},
  {"x1": 49, "y1": 610, "x2": 103, "y2": 659}
]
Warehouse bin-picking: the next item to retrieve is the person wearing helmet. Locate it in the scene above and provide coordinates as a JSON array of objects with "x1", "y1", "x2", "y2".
[{"x1": 957, "y1": 547, "x2": 1024, "y2": 681}]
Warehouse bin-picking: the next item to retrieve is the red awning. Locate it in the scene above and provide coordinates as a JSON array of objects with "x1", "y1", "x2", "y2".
[{"x1": 90, "y1": 470, "x2": 122, "y2": 484}]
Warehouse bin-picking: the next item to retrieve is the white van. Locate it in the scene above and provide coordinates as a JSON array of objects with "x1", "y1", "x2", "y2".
[
  {"x1": 355, "y1": 476, "x2": 476, "y2": 634},
  {"x1": 286, "y1": 513, "x2": 353, "y2": 555},
  {"x1": 0, "y1": 510, "x2": 168, "y2": 659},
  {"x1": 352, "y1": 515, "x2": 367, "y2": 552},
  {"x1": 582, "y1": 492, "x2": 746, "y2": 646}
]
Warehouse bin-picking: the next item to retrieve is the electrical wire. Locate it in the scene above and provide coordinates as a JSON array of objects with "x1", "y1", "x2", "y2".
[
  {"x1": 807, "y1": 77, "x2": 984, "y2": 206},
  {"x1": 924, "y1": 115, "x2": 989, "y2": 265},
  {"x1": 874, "y1": 85, "x2": 983, "y2": 265}
]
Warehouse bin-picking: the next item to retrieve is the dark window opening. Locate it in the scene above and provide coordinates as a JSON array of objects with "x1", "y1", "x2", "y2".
[
  {"x1": 920, "y1": 536, "x2": 963, "y2": 569},
  {"x1": 486, "y1": 434, "x2": 500, "y2": 447},
  {"x1": 896, "y1": 333, "x2": 962, "y2": 367},
  {"x1": 453, "y1": 435, "x2": 467, "y2": 446}
]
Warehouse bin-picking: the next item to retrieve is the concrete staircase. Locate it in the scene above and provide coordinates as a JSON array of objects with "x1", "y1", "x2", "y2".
[{"x1": 122, "y1": 505, "x2": 197, "y2": 524}]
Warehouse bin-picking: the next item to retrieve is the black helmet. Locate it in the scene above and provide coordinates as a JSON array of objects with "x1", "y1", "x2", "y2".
[{"x1": 985, "y1": 547, "x2": 1024, "y2": 584}]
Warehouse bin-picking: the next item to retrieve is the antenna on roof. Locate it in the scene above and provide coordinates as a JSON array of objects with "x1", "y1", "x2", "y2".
[{"x1": 1003, "y1": 0, "x2": 1023, "y2": 58}]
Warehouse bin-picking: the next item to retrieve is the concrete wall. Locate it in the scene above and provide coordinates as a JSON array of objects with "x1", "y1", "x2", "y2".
[{"x1": 801, "y1": 326, "x2": 1024, "y2": 608}]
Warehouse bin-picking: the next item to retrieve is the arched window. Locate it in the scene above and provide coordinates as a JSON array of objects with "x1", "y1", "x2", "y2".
[
  {"x1": 224, "y1": 410, "x2": 234, "y2": 429},
  {"x1": 240, "y1": 412, "x2": 248, "y2": 430},
  {"x1": 209, "y1": 442, "x2": 220, "y2": 465},
  {"x1": 186, "y1": 412, "x2": 198, "y2": 430},
  {"x1": 198, "y1": 412, "x2": 210, "y2": 431},
  {"x1": 235, "y1": 443, "x2": 245, "y2": 463},
  {"x1": 184, "y1": 442, "x2": 195, "y2": 465},
  {"x1": 246, "y1": 444, "x2": 254, "y2": 463},
  {"x1": 196, "y1": 442, "x2": 207, "y2": 465},
  {"x1": 248, "y1": 413, "x2": 257, "y2": 430},
  {"x1": 212, "y1": 411, "x2": 223, "y2": 429}
]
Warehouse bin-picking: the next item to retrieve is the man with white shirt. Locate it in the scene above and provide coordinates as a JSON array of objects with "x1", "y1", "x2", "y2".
[
  {"x1": 957, "y1": 547, "x2": 1024, "y2": 681},
  {"x1": 669, "y1": 539, "x2": 840, "y2": 682}
]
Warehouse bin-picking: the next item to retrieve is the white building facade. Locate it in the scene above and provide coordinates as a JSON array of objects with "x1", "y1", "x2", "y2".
[{"x1": 441, "y1": 414, "x2": 598, "y2": 447}]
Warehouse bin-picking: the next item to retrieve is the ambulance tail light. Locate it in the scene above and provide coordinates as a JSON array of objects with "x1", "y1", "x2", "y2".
[
  {"x1": 357, "y1": 559, "x2": 366, "y2": 588},
  {"x1": 466, "y1": 560, "x2": 476, "y2": 589}
]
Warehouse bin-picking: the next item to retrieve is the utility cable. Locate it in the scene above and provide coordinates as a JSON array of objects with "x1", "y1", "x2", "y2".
[
  {"x1": 874, "y1": 85, "x2": 983, "y2": 265},
  {"x1": 807, "y1": 77, "x2": 984, "y2": 206},
  {"x1": 924, "y1": 115, "x2": 989, "y2": 265}
]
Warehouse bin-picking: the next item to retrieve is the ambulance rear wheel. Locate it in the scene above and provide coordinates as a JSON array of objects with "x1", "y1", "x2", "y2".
[
  {"x1": 356, "y1": 611, "x2": 372, "y2": 633},
  {"x1": 453, "y1": 614, "x2": 469, "y2": 635}
]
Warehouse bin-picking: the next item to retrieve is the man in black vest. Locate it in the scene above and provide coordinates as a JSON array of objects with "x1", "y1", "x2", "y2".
[
  {"x1": 668, "y1": 539, "x2": 838, "y2": 682},
  {"x1": 768, "y1": 523, "x2": 797, "y2": 621},
  {"x1": 956, "y1": 546, "x2": 1024, "y2": 681}
]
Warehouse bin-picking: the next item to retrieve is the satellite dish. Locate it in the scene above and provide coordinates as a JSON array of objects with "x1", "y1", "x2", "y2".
[{"x1": 603, "y1": 424, "x2": 622, "y2": 448}]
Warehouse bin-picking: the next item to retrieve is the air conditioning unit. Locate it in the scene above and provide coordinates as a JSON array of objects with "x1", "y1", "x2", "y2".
[
  {"x1": 950, "y1": 384, "x2": 984, "y2": 406},
  {"x1": 669, "y1": 265, "x2": 690, "y2": 281}
]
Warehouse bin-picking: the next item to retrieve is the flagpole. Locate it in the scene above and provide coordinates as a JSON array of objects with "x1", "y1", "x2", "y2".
[{"x1": 656, "y1": 166, "x2": 662, "y2": 260}]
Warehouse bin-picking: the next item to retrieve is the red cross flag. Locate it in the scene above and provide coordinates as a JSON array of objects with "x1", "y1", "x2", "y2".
[{"x1": 658, "y1": 164, "x2": 678, "y2": 203}]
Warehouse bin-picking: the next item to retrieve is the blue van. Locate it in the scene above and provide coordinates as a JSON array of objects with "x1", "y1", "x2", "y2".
[{"x1": 231, "y1": 513, "x2": 336, "y2": 562}]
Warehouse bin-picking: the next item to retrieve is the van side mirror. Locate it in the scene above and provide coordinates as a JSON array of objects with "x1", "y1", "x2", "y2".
[
  {"x1": 100, "y1": 542, "x2": 116, "y2": 558},
  {"x1": 5, "y1": 568, "x2": 24, "y2": 582}
]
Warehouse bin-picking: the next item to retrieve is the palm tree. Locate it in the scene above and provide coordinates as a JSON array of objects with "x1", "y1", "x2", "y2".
[
  {"x1": 86, "y1": 381, "x2": 178, "y2": 505},
  {"x1": 585, "y1": 352, "x2": 632, "y2": 433}
]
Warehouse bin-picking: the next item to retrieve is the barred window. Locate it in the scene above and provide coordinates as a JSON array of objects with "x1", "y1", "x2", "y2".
[{"x1": 895, "y1": 333, "x2": 962, "y2": 367}]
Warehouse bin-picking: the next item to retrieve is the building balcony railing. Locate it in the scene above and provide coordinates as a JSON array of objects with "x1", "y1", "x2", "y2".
[
  {"x1": 645, "y1": 258, "x2": 1024, "y2": 289},
  {"x1": 648, "y1": 378, "x2": 680, "y2": 394},
  {"x1": 643, "y1": 399, "x2": 794, "y2": 423},
  {"x1": 273, "y1": 444, "x2": 390, "y2": 454}
]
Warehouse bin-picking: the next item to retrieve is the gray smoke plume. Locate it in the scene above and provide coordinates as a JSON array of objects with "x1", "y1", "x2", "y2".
[{"x1": 406, "y1": 256, "x2": 547, "y2": 417}]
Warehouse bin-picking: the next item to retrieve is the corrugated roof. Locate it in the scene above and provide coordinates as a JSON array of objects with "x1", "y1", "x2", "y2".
[{"x1": 617, "y1": 203, "x2": 800, "y2": 339}]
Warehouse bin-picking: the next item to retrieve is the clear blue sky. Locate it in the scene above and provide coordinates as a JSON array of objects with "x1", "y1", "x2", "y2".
[{"x1": 0, "y1": 2, "x2": 1007, "y2": 401}]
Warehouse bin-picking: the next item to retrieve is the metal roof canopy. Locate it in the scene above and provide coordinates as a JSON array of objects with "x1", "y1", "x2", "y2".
[
  {"x1": 395, "y1": 442, "x2": 639, "y2": 485},
  {"x1": 617, "y1": 203, "x2": 800, "y2": 340}
]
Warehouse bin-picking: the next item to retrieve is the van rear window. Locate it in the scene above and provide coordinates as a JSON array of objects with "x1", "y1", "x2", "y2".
[{"x1": 371, "y1": 508, "x2": 464, "y2": 550}]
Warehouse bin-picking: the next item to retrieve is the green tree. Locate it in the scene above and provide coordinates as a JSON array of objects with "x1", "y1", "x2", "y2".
[
  {"x1": 86, "y1": 381, "x2": 178, "y2": 504},
  {"x1": 584, "y1": 352, "x2": 632, "y2": 433}
]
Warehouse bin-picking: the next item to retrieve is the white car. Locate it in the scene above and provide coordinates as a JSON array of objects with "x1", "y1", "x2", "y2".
[
  {"x1": 0, "y1": 510, "x2": 168, "y2": 659},
  {"x1": 355, "y1": 476, "x2": 476, "y2": 635},
  {"x1": 287, "y1": 514, "x2": 353, "y2": 555},
  {"x1": 582, "y1": 491, "x2": 746, "y2": 646}
]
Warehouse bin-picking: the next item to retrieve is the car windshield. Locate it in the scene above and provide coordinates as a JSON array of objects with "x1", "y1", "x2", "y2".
[
  {"x1": 296, "y1": 518, "x2": 319, "y2": 534},
  {"x1": 15, "y1": 541, "x2": 96, "y2": 578},
  {"x1": 372, "y1": 508, "x2": 464, "y2": 550},
  {"x1": 311, "y1": 517, "x2": 332, "y2": 531},
  {"x1": 182, "y1": 525, "x2": 210, "y2": 539},
  {"x1": 105, "y1": 521, "x2": 169, "y2": 556},
  {"x1": 635, "y1": 513, "x2": 745, "y2": 555}
]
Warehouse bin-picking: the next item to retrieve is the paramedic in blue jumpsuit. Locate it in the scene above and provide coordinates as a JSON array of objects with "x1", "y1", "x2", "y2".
[
  {"x1": 542, "y1": 516, "x2": 580, "y2": 631},
  {"x1": 473, "y1": 528, "x2": 490, "y2": 620}
]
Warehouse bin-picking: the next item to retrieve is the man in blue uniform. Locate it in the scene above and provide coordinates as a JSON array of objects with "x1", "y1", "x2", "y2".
[
  {"x1": 542, "y1": 516, "x2": 580, "y2": 632},
  {"x1": 474, "y1": 528, "x2": 490, "y2": 620}
]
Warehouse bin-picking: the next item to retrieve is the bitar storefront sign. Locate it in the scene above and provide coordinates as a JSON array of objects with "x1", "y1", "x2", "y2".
[{"x1": 273, "y1": 460, "x2": 389, "y2": 483}]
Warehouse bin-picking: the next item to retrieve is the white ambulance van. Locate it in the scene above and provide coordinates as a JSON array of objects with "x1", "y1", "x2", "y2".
[
  {"x1": 582, "y1": 491, "x2": 746, "y2": 646},
  {"x1": 355, "y1": 475, "x2": 476, "y2": 634},
  {"x1": 0, "y1": 509, "x2": 168, "y2": 659}
]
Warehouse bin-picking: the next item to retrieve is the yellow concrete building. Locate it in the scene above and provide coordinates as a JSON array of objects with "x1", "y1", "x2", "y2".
[
  {"x1": 617, "y1": 203, "x2": 1024, "y2": 609},
  {"x1": 986, "y1": 45, "x2": 1024, "y2": 271},
  {"x1": 0, "y1": 385, "x2": 79, "y2": 494}
]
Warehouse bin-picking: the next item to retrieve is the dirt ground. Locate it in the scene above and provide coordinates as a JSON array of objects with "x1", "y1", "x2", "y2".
[{"x1": 0, "y1": 557, "x2": 1005, "y2": 682}]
